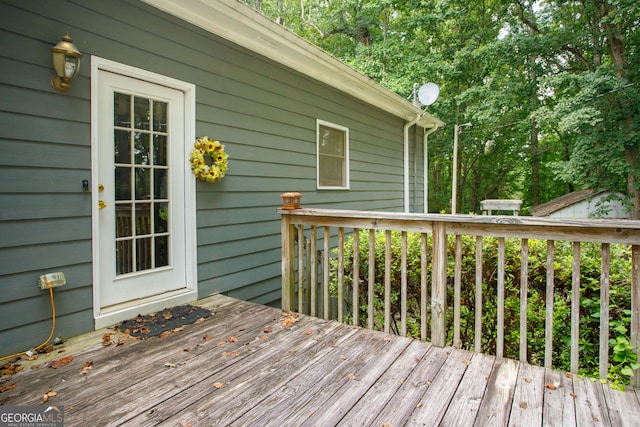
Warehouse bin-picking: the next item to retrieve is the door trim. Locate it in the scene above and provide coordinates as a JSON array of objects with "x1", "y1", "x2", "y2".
[{"x1": 90, "y1": 56, "x2": 197, "y2": 329}]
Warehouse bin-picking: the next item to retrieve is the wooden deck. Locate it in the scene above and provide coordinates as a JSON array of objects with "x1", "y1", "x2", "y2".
[{"x1": 2, "y1": 295, "x2": 639, "y2": 426}]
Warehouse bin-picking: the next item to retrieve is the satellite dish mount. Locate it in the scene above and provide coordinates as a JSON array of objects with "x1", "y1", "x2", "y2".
[{"x1": 412, "y1": 82, "x2": 440, "y2": 107}]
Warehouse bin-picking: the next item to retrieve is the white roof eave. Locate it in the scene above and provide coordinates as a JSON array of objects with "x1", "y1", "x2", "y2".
[{"x1": 141, "y1": 0, "x2": 445, "y2": 129}]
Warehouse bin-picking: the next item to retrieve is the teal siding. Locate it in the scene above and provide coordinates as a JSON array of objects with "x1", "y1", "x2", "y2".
[{"x1": 0, "y1": 0, "x2": 424, "y2": 355}]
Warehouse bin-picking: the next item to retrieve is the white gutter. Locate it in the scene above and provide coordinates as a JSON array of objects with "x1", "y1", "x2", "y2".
[
  {"x1": 423, "y1": 125, "x2": 440, "y2": 213},
  {"x1": 404, "y1": 114, "x2": 423, "y2": 213}
]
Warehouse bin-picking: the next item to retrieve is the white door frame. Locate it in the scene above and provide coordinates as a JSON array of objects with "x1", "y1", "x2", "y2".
[{"x1": 91, "y1": 56, "x2": 198, "y2": 329}]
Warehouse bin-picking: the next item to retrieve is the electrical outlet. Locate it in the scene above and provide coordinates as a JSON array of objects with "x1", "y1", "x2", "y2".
[{"x1": 39, "y1": 272, "x2": 66, "y2": 289}]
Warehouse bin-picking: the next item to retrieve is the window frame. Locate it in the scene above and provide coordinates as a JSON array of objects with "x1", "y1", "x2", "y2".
[{"x1": 316, "y1": 119, "x2": 350, "y2": 190}]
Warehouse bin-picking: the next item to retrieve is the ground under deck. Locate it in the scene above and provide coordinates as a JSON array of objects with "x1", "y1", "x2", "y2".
[{"x1": 2, "y1": 295, "x2": 639, "y2": 426}]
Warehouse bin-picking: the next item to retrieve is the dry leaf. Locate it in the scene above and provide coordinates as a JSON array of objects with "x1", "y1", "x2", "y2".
[
  {"x1": 347, "y1": 373, "x2": 356, "y2": 380},
  {"x1": 227, "y1": 336, "x2": 238, "y2": 343},
  {"x1": 213, "y1": 382, "x2": 225, "y2": 389},
  {"x1": 416, "y1": 402, "x2": 423, "y2": 408},
  {"x1": 383, "y1": 337, "x2": 392, "y2": 342},
  {"x1": 164, "y1": 363, "x2": 176, "y2": 368},
  {"x1": 203, "y1": 335, "x2": 213, "y2": 341},
  {"x1": 519, "y1": 401, "x2": 528, "y2": 409},
  {"x1": 463, "y1": 359, "x2": 472, "y2": 366},
  {"x1": 80, "y1": 361, "x2": 94, "y2": 375},
  {"x1": 565, "y1": 372, "x2": 573, "y2": 379},
  {"x1": 222, "y1": 351, "x2": 240, "y2": 357},
  {"x1": 570, "y1": 392, "x2": 577, "y2": 398},
  {"x1": 159, "y1": 331, "x2": 171, "y2": 339},
  {"x1": 545, "y1": 383, "x2": 558, "y2": 390},
  {"x1": 49, "y1": 355, "x2": 73, "y2": 369},
  {"x1": 0, "y1": 383, "x2": 17, "y2": 393},
  {"x1": 183, "y1": 347, "x2": 193, "y2": 352},
  {"x1": 523, "y1": 376, "x2": 533, "y2": 383},
  {"x1": 172, "y1": 326, "x2": 185, "y2": 333},
  {"x1": 303, "y1": 329, "x2": 313, "y2": 335},
  {"x1": 264, "y1": 328, "x2": 273, "y2": 333},
  {"x1": 216, "y1": 341, "x2": 226, "y2": 347},
  {"x1": 42, "y1": 390, "x2": 57, "y2": 403},
  {"x1": 102, "y1": 333, "x2": 112, "y2": 346},
  {"x1": 340, "y1": 354, "x2": 346, "y2": 360}
]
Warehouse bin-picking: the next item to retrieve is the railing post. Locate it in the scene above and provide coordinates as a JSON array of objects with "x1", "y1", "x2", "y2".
[
  {"x1": 432, "y1": 222, "x2": 447, "y2": 347},
  {"x1": 281, "y1": 212, "x2": 295, "y2": 312}
]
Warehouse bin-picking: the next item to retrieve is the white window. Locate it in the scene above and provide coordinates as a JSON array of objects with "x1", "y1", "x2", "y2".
[{"x1": 317, "y1": 120, "x2": 349, "y2": 189}]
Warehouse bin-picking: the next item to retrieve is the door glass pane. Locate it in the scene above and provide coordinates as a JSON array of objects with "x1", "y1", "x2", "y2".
[
  {"x1": 155, "y1": 236, "x2": 169, "y2": 268},
  {"x1": 116, "y1": 240, "x2": 133, "y2": 275},
  {"x1": 114, "y1": 130, "x2": 131, "y2": 164},
  {"x1": 135, "y1": 167, "x2": 150, "y2": 200},
  {"x1": 115, "y1": 167, "x2": 131, "y2": 200},
  {"x1": 135, "y1": 203, "x2": 152, "y2": 235},
  {"x1": 136, "y1": 238, "x2": 152, "y2": 271},
  {"x1": 153, "y1": 101, "x2": 167, "y2": 132},
  {"x1": 154, "y1": 135, "x2": 167, "y2": 166},
  {"x1": 116, "y1": 204, "x2": 132, "y2": 238},
  {"x1": 134, "y1": 132, "x2": 150, "y2": 165},
  {"x1": 155, "y1": 202, "x2": 168, "y2": 233},
  {"x1": 114, "y1": 93, "x2": 131, "y2": 127},
  {"x1": 134, "y1": 97, "x2": 150, "y2": 130},
  {"x1": 154, "y1": 169, "x2": 167, "y2": 199}
]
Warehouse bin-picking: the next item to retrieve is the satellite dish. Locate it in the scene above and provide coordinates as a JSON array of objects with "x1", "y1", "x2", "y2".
[{"x1": 417, "y1": 83, "x2": 440, "y2": 106}]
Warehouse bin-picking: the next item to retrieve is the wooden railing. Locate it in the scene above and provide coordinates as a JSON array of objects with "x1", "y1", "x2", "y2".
[{"x1": 280, "y1": 208, "x2": 640, "y2": 384}]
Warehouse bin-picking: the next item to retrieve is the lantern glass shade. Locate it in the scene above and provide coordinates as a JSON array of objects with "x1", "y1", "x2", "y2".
[{"x1": 51, "y1": 33, "x2": 83, "y2": 91}]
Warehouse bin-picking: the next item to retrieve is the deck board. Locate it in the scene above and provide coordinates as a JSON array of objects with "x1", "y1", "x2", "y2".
[{"x1": 1, "y1": 295, "x2": 638, "y2": 426}]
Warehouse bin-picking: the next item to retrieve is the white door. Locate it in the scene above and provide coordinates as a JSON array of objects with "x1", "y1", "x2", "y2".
[{"x1": 95, "y1": 70, "x2": 189, "y2": 308}]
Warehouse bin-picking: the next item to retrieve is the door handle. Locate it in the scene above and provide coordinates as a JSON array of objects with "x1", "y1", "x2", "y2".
[{"x1": 98, "y1": 200, "x2": 107, "y2": 209}]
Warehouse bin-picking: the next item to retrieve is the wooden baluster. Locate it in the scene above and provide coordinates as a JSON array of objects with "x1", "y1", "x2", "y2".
[
  {"x1": 384, "y1": 229, "x2": 391, "y2": 334},
  {"x1": 305, "y1": 238, "x2": 311, "y2": 315},
  {"x1": 571, "y1": 241, "x2": 581, "y2": 374},
  {"x1": 323, "y1": 226, "x2": 330, "y2": 320},
  {"x1": 632, "y1": 245, "x2": 640, "y2": 387},
  {"x1": 310, "y1": 226, "x2": 317, "y2": 317},
  {"x1": 599, "y1": 243, "x2": 610, "y2": 380},
  {"x1": 338, "y1": 227, "x2": 344, "y2": 322},
  {"x1": 545, "y1": 240, "x2": 555, "y2": 369},
  {"x1": 401, "y1": 231, "x2": 408, "y2": 337},
  {"x1": 352, "y1": 229, "x2": 360, "y2": 327},
  {"x1": 453, "y1": 235, "x2": 462, "y2": 348},
  {"x1": 475, "y1": 236, "x2": 483, "y2": 353},
  {"x1": 368, "y1": 229, "x2": 375, "y2": 330},
  {"x1": 497, "y1": 237, "x2": 505, "y2": 358},
  {"x1": 520, "y1": 239, "x2": 529, "y2": 362},
  {"x1": 432, "y1": 222, "x2": 447, "y2": 347},
  {"x1": 421, "y1": 233, "x2": 428, "y2": 341},
  {"x1": 297, "y1": 224, "x2": 304, "y2": 313}
]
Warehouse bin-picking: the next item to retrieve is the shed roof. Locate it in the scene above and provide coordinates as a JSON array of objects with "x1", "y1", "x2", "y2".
[
  {"x1": 529, "y1": 189, "x2": 601, "y2": 217},
  {"x1": 141, "y1": 0, "x2": 445, "y2": 130}
]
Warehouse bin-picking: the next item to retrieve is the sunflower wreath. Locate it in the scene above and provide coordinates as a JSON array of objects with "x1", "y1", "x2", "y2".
[{"x1": 189, "y1": 136, "x2": 229, "y2": 183}]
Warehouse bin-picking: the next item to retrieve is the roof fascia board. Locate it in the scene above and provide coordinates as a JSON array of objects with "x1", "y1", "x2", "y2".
[{"x1": 140, "y1": 0, "x2": 444, "y2": 128}]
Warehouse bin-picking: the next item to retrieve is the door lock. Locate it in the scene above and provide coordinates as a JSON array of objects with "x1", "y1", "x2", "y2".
[{"x1": 98, "y1": 200, "x2": 107, "y2": 209}]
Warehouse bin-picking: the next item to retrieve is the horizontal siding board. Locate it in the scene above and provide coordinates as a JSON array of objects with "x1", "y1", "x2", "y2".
[
  {"x1": 0, "y1": 140, "x2": 89, "y2": 169},
  {"x1": 0, "y1": 167, "x2": 91, "y2": 193},
  {"x1": 0, "y1": 240, "x2": 92, "y2": 276},
  {"x1": 0, "y1": 194, "x2": 91, "y2": 221},
  {"x1": 0, "y1": 217, "x2": 91, "y2": 248}
]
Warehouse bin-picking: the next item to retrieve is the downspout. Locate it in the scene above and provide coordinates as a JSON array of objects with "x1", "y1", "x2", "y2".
[
  {"x1": 423, "y1": 124, "x2": 440, "y2": 213},
  {"x1": 404, "y1": 114, "x2": 423, "y2": 213}
]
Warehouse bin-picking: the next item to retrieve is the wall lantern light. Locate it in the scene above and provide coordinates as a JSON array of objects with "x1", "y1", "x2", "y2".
[
  {"x1": 51, "y1": 33, "x2": 83, "y2": 92},
  {"x1": 280, "y1": 192, "x2": 302, "y2": 210}
]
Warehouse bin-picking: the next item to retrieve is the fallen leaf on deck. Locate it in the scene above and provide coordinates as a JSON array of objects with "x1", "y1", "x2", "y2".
[
  {"x1": 172, "y1": 326, "x2": 185, "y2": 333},
  {"x1": 280, "y1": 312, "x2": 298, "y2": 326},
  {"x1": 565, "y1": 372, "x2": 573, "y2": 379},
  {"x1": 222, "y1": 351, "x2": 240, "y2": 357},
  {"x1": 49, "y1": 355, "x2": 73, "y2": 369},
  {"x1": 519, "y1": 401, "x2": 528, "y2": 409},
  {"x1": 0, "y1": 362, "x2": 22, "y2": 376},
  {"x1": 463, "y1": 360, "x2": 472, "y2": 365},
  {"x1": 523, "y1": 377, "x2": 532, "y2": 383},
  {"x1": 570, "y1": 392, "x2": 577, "y2": 398},
  {"x1": 416, "y1": 402, "x2": 423, "y2": 408},
  {"x1": 102, "y1": 333, "x2": 112, "y2": 346},
  {"x1": 383, "y1": 337, "x2": 392, "y2": 342},
  {"x1": 213, "y1": 382, "x2": 225, "y2": 389},
  {"x1": 227, "y1": 336, "x2": 238, "y2": 343},
  {"x1": 216, "y1": 341, "x2": 226, "y2": 347},
  {"x1": 183, "y1": 347, "x2": 192, "y2": 352},
  {"x1": 545, "y1": 383, "x2": 558, "y2": 390},
  {"x1": 203, "y1": 335, "x2": 213, "y2": 341},
  {"x1": 25, "y1": 355, "x2": 38, "y2": 361},
  {"x1": 42, "y1": 390, "x2": 57, "y2": 403},
  {"x1": 347, "y1": 374, "x2": 356, "y2": 380},
  {"x1": 163, "y1": 312, "x2": 173, "y2": 320},
  {"x1": 159, "y1": 331, "x2": 171, "y2": 339},
  {"x1": 303, "y1": 330, "x2": 313, "y2": 335},
  {"x1": 80, "y1": 361, "x2": 93, "y2": 375},
  {"x1": 196, "y1": 317, "x2": 207, "y2": 323},
  {"x1": 0, "y1": 383, "x2": 17, "y2": 393},
  {"x1": 264, "y1": 328, "x2": 273, "y2": 333},
  {"x1": 164, "y1": 363, "x2": 176, "y2": 368}
]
